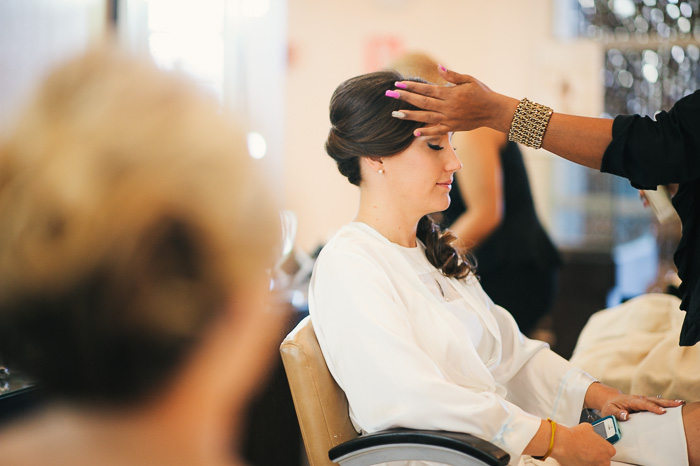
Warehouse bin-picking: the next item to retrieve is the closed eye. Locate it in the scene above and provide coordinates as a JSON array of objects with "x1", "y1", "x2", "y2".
[{"x1": 427, "y1": 142, "x2": 444, "y2": 151}]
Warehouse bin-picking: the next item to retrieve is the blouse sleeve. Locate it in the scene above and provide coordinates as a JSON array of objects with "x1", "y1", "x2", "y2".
[
  {"x1": 479, "y1": 288, "x2": 597, "y2": 427},
  {"x1": 309, "y1": 247, "x2": 543, "y2": 460},
  {"x1": 601, "y1": 89, "x2": 700, "y2": 188}
]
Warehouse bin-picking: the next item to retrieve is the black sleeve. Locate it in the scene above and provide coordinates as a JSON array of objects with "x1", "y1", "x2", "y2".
[{"x1": 601, "y1": 89, "x2": 700, "y2": 188}]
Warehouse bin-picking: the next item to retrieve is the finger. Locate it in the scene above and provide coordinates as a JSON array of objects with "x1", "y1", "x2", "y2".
[
  {"x1": 391, "y1": 109, "x2": 444, "y2": 125},
  {"x1": 619, "y1": 396, "x2": 675, "y2": 415},
  {"x1": 615, "y1": 409, "x2": 630, "y2": 421},
  {"x1": 412, "y1": 123, "x2": 451, "y2": 138},
  {"x1": 653, "y1": 397, "x2": 686, "y2": 408},
  {"x1": 634, "y1": 396, "x2": 668, "y2": 414},
  {"x1": 390, "y1": 89, "x2": 445, "y2": 113},
  {"x1": 393, "y1": 81, "x2": 446, "y2": 100},
  {"x1": 642, "y1": 396, "x2": 684, "y2": 413}
]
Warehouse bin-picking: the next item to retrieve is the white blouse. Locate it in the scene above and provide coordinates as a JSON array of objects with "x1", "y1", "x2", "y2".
[
  {"x1": 309, "y1": 222, "x2": 596, "y2": 465},
  {"x1": 398, "y1": 242, "x2": 494, "y2": 360}
]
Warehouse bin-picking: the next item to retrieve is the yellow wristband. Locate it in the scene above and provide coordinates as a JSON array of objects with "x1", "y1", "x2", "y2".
[{"x1": 534, "y1": 418, "x2": 557, "y2": 461}]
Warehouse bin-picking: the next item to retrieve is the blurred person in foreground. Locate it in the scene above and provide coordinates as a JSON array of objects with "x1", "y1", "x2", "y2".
[
  {"x1": 391, "y1": 52, "x2": 561, "y2": 337},
  {"x1": 388, "y1": 66, "x2": 700, "y2": 348},
  {"x1": 0, "y1": 45, "x2": 283, "y2": 466}
]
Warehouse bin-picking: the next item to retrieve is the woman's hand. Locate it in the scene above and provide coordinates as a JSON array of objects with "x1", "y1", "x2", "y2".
[
  {"x1": 599, "y1": 394, "x2": 685, "y2": 421},
  {"x1": 391, "y1": 67, "x2": 520, "y2": 136},
  {"x1": 585, "y1": 381, "x2": 685, "y2": 421},
  {"x1": 550, "y1": 423, "x2": 616, "y2": 466}
]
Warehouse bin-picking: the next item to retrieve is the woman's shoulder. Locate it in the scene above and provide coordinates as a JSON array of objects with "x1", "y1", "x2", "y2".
[
  {"x1": 320, "y1": 222, "x2": 391, "y2": 257},
  {"x1": 313, "y1": 223, "x2": 402, "y2": 281}
]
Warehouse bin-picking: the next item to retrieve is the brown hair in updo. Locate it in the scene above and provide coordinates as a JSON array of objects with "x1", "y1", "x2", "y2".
[{"x1": 325, "y1": 70, "x2": 474, "y2": 279}]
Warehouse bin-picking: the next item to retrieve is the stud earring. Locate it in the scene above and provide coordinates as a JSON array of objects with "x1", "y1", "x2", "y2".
[{"x1": 378, "y1": 169, "x2": 384, "y2": 174}]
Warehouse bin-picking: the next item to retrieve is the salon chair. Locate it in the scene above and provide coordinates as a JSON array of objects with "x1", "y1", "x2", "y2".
[{"x1": 279, "y1": 316, "x2": 510, "y2": 466}]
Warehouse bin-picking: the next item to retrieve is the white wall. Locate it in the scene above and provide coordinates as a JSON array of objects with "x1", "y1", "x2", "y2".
[
  {"x1": 0, "y1": 0, "x2": 106, "y2": 132},
  {"x1": 284, "y1": 0, "x2": 604, "y2": 252}
]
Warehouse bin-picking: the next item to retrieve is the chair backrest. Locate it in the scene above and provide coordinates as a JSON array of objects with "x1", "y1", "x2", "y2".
[{"x1": 280, "y1": 316, "x2": 359, "y2": 466}]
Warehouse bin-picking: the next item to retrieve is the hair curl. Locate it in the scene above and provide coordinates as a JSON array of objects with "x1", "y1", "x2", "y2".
[{"x1": 325, "y1": 71, "x2": 474, "y2": 279}]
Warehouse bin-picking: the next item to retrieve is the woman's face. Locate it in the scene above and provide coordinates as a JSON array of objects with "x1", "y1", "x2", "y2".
[{"x1": 380, "y1": 132, "x2": 461, "y2": 218}]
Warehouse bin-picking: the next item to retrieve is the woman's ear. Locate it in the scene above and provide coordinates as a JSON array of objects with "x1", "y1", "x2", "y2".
[{"x1": 362, "y1": 156, "x2": 384, "y2": 173}]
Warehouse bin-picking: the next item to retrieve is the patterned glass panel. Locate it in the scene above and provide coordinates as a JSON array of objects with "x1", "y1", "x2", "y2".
[
  {"x1": 574, "y1": 0, "x2": 700, "y2": 41},
  {"x1": 603, "y1": 44, "x2": 700, "y2": 117},
  {"x1": 551, "y1": 0, "x2": 699, "y2": 251}
]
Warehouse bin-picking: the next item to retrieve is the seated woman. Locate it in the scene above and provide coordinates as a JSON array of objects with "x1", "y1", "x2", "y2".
[
  {"x1": 309, "y1": 70, "x2": 700, "y2": 466},
  {"x1": 0, "y1": 46, "x2": 284, "y2": 466}
]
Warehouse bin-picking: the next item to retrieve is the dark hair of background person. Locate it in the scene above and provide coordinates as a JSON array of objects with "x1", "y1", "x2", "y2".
[
  {"x1": 325, "y1": 70, "x2": 475, "y2": 279},
  {"x1": 0, "y1": 47, "x2": 280, "y2": 406}
]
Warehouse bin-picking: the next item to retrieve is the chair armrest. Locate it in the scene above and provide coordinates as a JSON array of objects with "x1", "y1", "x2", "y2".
[{"x1": 329, "y1": 428, "x2": 510, "y2": 466}]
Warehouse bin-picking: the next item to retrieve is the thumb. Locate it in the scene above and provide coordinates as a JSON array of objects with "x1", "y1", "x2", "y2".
[
  {"x1": 437, "y1": 65, "x2": 471, "y2": 85},
  {"x1": 614, "y1": 409, "x2": 630, "y2": 421}
]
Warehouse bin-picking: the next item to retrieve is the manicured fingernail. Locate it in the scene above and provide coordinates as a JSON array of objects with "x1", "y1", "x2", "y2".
[
  {"x1": 621, "y1": 412, "x2": 628, "y2": 420},
  {"x1": 413, "y1": 130, "x2": 421, "y2": 137},
  {"x1": 677, "y1": 400, "x2": 686, "y2": 405},
  {"x1": 439, "y1": 64, "x2": 447, "y2": 71},
  {"x1": 660, "y1": 408, "x2": 667, "y2": 413},
  {"x1": 394, "y1": 81, "x2": 407, "y2": 89},
  {"x1": 385, "y1": 90, "x2": 400, "y2": 98},
  {"x1": 391, "y1": 111, "x2": 406, "y2": 119}
]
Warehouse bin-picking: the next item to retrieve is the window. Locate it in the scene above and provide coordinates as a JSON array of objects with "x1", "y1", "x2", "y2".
[{"x1": 117, "y1": 0, "x2": 287, "y2": 178}]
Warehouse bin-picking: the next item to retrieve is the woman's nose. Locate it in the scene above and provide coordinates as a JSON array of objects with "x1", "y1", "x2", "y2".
[{"x1": 446, "y1": 146, "x2": 462, "y2": 172}]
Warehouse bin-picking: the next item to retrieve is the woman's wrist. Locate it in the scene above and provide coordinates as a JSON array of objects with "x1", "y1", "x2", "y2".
[
  {"x1": 488, "y1": 94, "x2": 520, "y2": 134},
  {"x1": 532, "y1": 418, "x2": 557, "y2": 461},
  {"x1": 584, "y1": 381, "x2": 622, "y2": 411},
  {"x1": 524, "y1": 418, "x2": 558, "y2": 459},
  {"x1": 548, "y1": 423, "x2": 571, "y2": 461}
]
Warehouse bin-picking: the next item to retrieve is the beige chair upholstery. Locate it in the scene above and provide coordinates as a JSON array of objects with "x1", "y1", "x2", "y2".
[
  {"x1": 280, "y1": 315, "x2": 358, "y2": 466},
  {"x1": 280, "y1": 316, "x2": 510, "y2": 466}
]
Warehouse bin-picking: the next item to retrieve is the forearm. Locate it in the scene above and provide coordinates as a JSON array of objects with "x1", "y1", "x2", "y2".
[
  {"x1": 449, "y1": 212, "x2": 498, "y2": 249},
  {"x1": 485, "y1": 94, "x2": 612, "y2": 170},
  {"x1": 540, "y1": 113, "x2": 613, "y2": 170}
]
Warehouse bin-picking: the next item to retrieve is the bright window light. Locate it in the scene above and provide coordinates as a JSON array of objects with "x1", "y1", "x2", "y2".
[
  {"x1": 247, "y1": 132, "x2": 267, "y2": 159},
  {"x1": 241, "y1": 0, "x2": 270, "y2": 17},
  {"x1": 144, "y1": 0, "x2": 224, "y2": 102}
]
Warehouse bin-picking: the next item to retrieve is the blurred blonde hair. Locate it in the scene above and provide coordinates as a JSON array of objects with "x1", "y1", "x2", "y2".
[
  {"x1": 390, "y1": 51, "x2": 447, "y2": 86},
  {"x1": 0, "y1": 45, "x2": 280, "y2": 401}
]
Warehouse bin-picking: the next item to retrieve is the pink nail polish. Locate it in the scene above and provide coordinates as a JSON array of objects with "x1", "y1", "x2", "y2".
[
  {"x1": 413, "y1": 130, "x2": 421, "y2": 137},
  {"x1": 385, "y1": 90, "x2": 400, "y2": 98},
  {"x1": 395, "y1": 81, "x2": 407, "y2": 89},
  {"x1": 439, "y1": 65, "x2": 447, "y2": 72}
]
